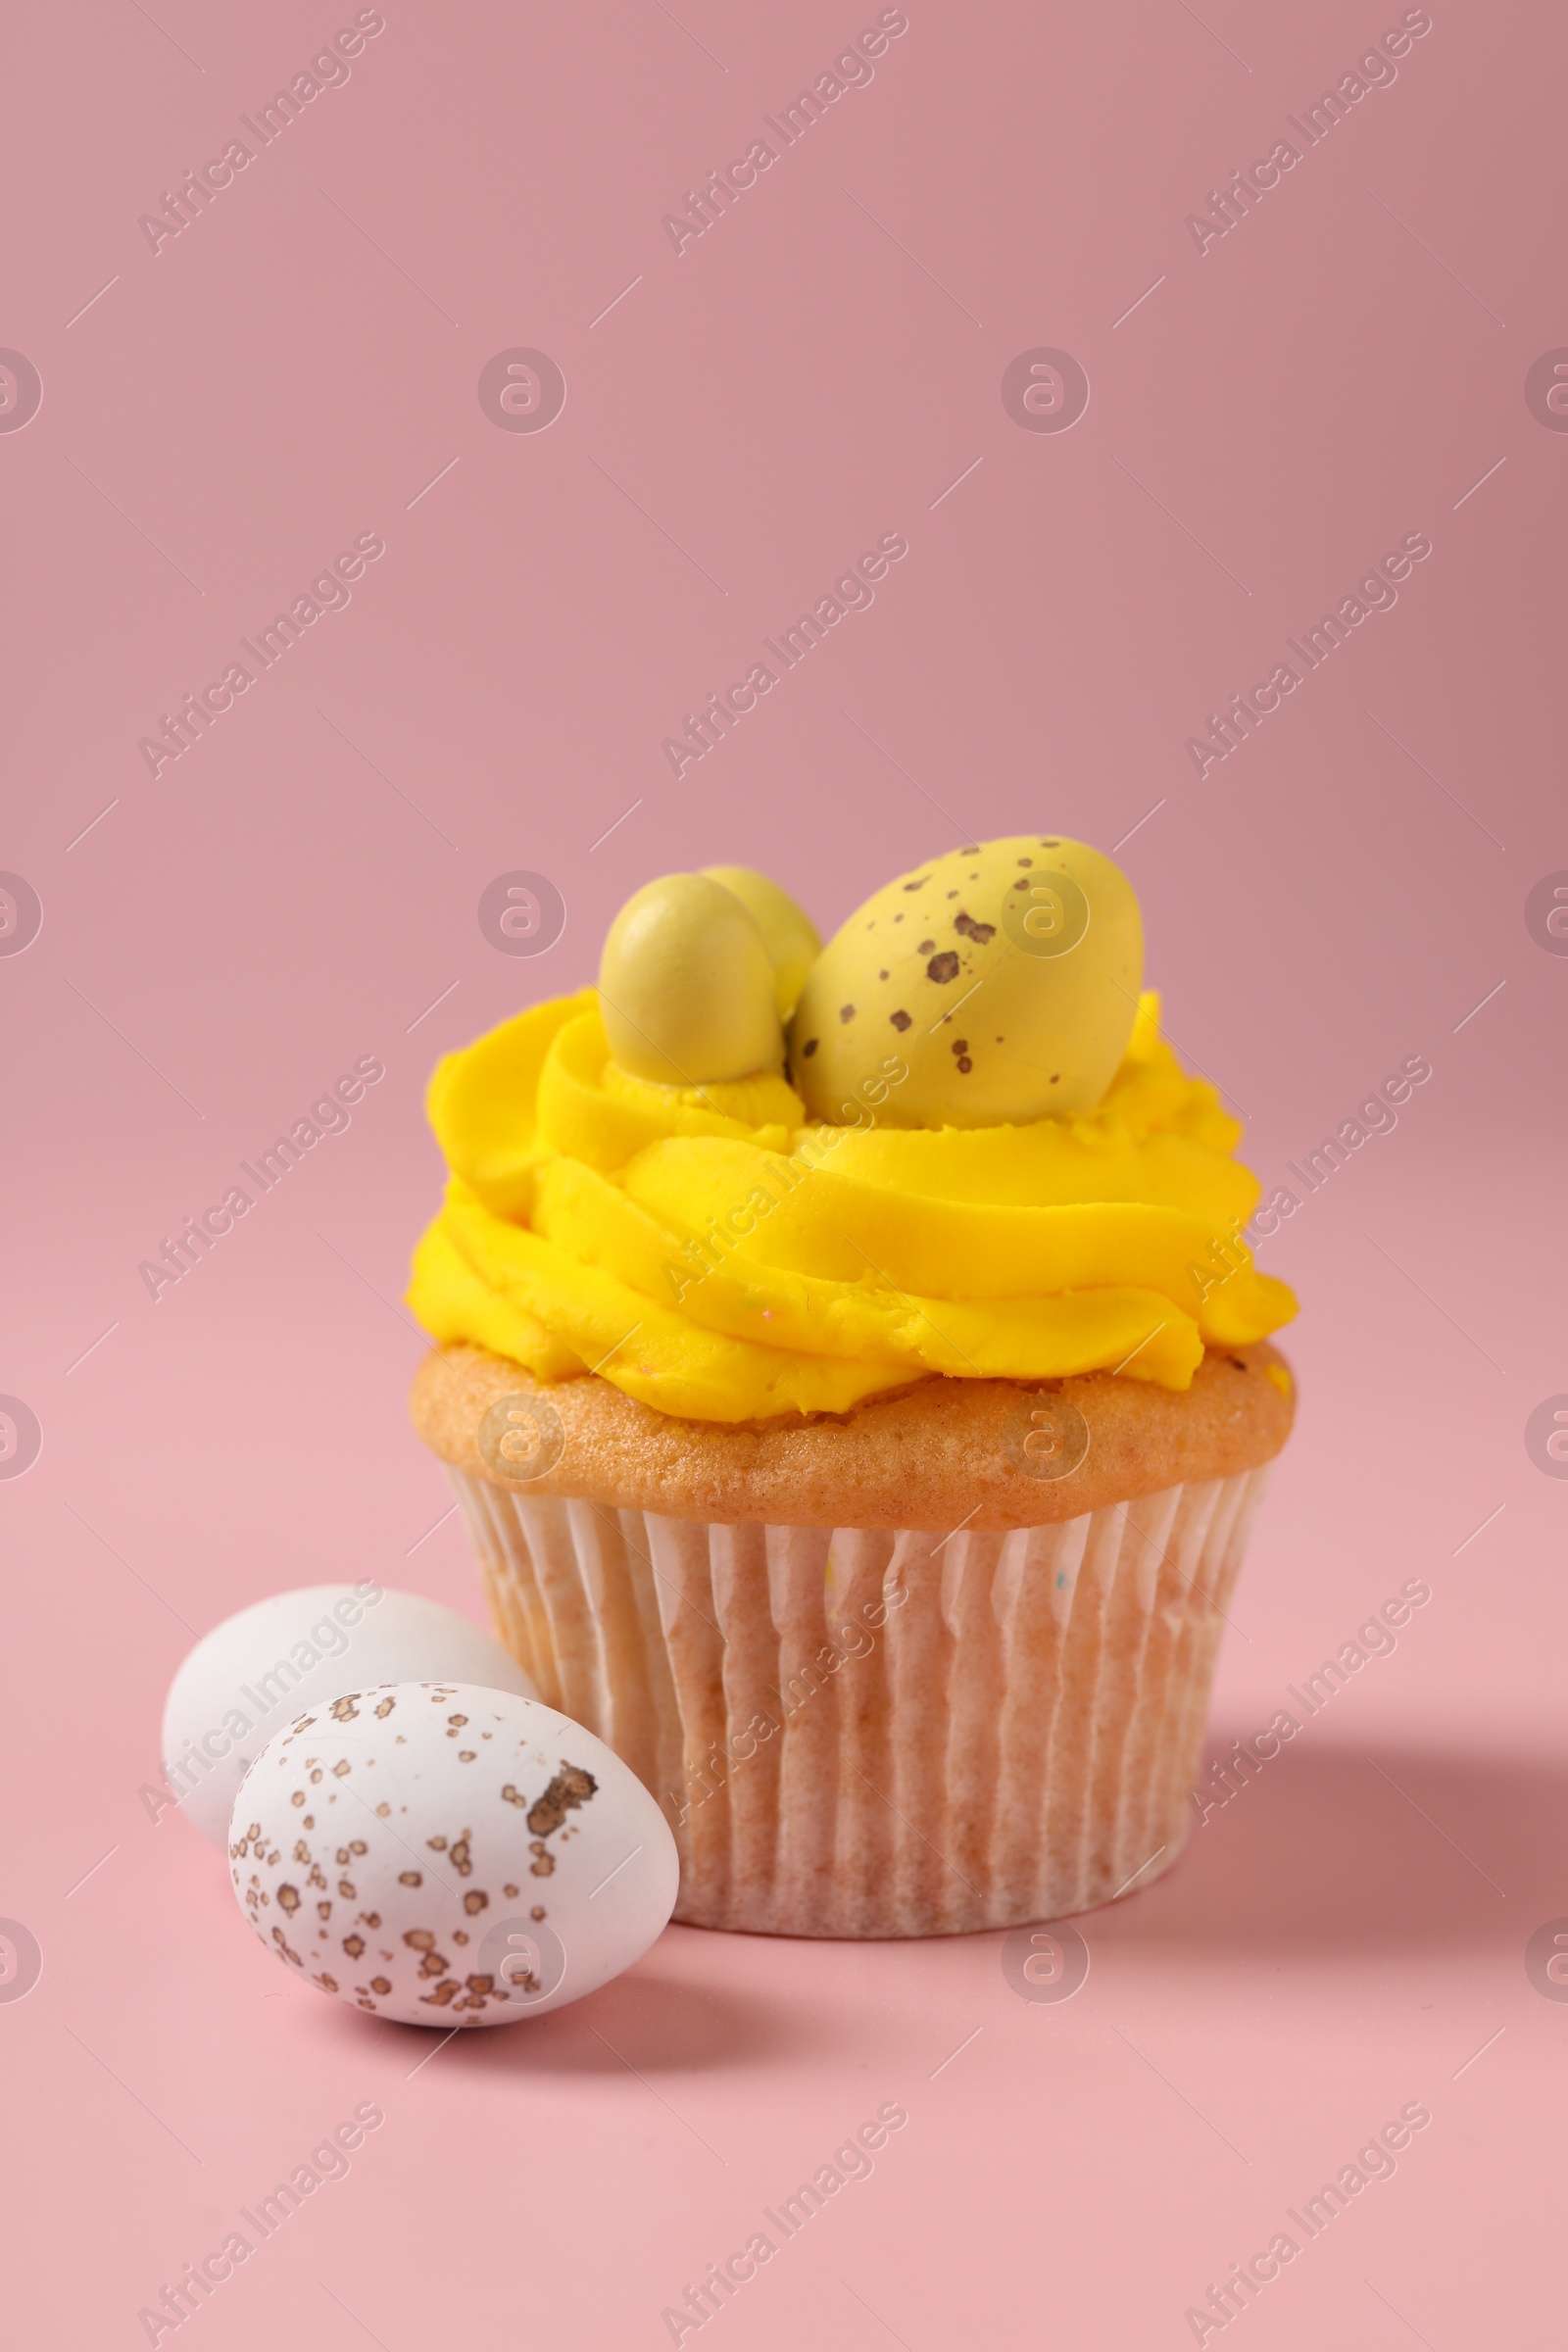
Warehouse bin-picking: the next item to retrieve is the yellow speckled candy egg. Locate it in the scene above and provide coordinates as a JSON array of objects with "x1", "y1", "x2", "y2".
[{"x1": 789, "y1": 835, "x2": 1144, "y2": 1127}]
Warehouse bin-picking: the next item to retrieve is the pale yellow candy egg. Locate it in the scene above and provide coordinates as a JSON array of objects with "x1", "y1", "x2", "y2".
[
  {"x1": 700, "y1": 866, "x2": 821, "y2": 1020},
  {"x1": 789, "y1": 835, "x2": 1144, "y2": 1127},
  {"x1": 598, "y1": 872, "x2": 784, "y2": 1085}
]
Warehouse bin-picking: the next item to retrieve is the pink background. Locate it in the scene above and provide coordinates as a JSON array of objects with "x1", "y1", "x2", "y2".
[{"x1": 4, "y1": 0, "x2": 1564, "y2": 2343}]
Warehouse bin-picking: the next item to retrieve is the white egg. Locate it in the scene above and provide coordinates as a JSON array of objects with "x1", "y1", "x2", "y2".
[
  {"x1": 229, "y1": 1682, "x2": 678, "y2": 2027},
  {"x1": 162, "y1": 1585, "x2": 536, "y2": 1845}
]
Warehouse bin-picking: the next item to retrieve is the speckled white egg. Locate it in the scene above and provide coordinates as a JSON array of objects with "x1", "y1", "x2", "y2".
[
  {"x1": 228, "y1": 1682, "x2": 678, "y2": 2027},
  {"x1": 163, "y1": 1585, "x2": 536, "y2": 1845}
]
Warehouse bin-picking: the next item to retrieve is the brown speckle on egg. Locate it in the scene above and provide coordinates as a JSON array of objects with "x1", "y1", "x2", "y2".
[
  {"x1": 527, "y1": 1764, "x2": 599, "y2": 1838},
  {"x1": 954, "y1": 911, "x2": 996, "y2": 945}
]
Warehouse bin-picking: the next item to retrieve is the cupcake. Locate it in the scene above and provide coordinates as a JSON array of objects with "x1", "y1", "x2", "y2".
[{"x1": 408, "y1": 841, "x2": 1296, "y2": 1937}]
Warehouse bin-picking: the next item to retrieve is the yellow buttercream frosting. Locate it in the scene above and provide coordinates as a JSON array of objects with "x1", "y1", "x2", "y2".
[{"x1": 407, "y1": 984, "x2": 1297, "y2": 1425}]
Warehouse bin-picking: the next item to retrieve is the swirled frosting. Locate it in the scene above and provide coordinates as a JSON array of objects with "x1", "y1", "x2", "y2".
[{"x1": 408, "y1": 987, "x2": 1297, "y2": 1424}]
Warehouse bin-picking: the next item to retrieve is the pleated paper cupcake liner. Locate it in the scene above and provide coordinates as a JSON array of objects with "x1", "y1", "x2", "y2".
[{"x1": 447, "y1": 1466, "x2": 1272, "y2": 1938}]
